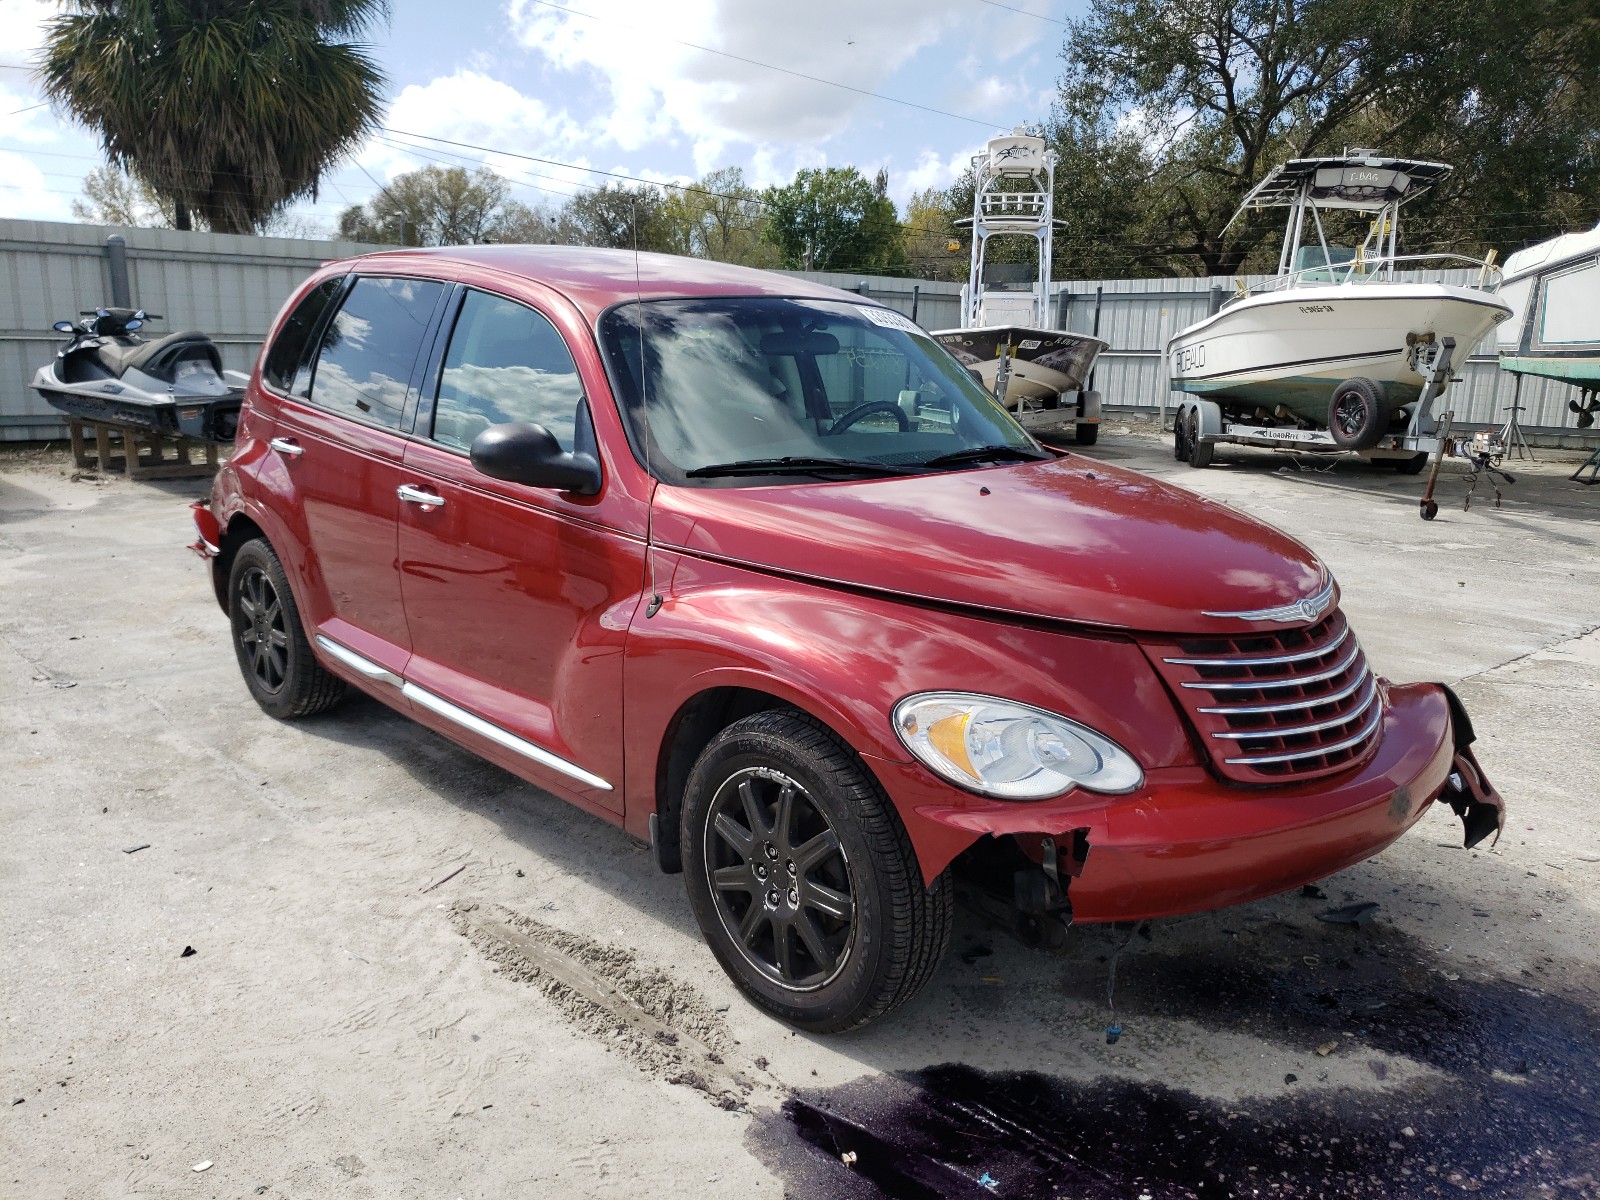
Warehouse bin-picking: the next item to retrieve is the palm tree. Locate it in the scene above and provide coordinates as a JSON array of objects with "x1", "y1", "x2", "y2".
[{"x1": 38, "y1": 1, "x2": 387, "y2": 234}]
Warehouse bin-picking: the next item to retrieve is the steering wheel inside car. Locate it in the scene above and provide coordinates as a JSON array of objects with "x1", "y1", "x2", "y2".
[{"x1": 825, "y1": 401, "x2": 910, "y2": 435}]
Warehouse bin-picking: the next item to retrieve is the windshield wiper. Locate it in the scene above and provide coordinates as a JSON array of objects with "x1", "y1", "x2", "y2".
[
  {"x1": 684, "y1": 456, "x2": 919, "y2": 479},
  {"x1": 918, "y1": 444, "x2": 1051, "y2": 469}
]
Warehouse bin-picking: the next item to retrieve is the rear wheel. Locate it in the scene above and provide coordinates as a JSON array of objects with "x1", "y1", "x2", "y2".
[
  {"x1": 228, "y1": 539, "x2": 345, "y2": 719},
  {"x1": 682, "y1": 709, "x2": 951, "y2": 1032},
  {"x1": 1173, "y1": 410, "x2": 1189, "y2": 460},
  {"x1": 1074, "y1": 422, "x2": 1100, "y2": 446},
  {"x1": 1390, "y1": 452, "x2": 1429, "y2": 475},
  {"x1": 1328, "y1": 378, "x2": 1392, "y2": 450}
]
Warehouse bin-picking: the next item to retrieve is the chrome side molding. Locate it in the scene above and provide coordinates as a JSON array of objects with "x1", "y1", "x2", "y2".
[
  {"x1": 315, "y1": 634, "x2": 403, "y2": 687},
  {"x1": 400, "y1": 683, "x2": 613, "y2": 792},
  {"x1": 311, "y1": 633, "x2": 612, "y2": 793}
]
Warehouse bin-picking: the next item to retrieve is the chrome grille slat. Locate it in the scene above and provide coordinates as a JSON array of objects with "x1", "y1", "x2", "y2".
[
  {"x1": 1163, "y1": 626, "x2": 1350, "y2": 668},
  {"x1": 1145, "y1": 606, "x2": 1383, "y2": 784},
  {"x1": 1179, "y1": 641, "x2": 1362, "y2": 690},
  {"x1": 1209, "y1": 680, "x2": 1378, "y2": 740},
  {"x1": 1223, "y1": 702, "x2": 1384, "y2": 765},
  {"x1": 1195, "y1": 670, "x2": 1371, "y2": 714}
]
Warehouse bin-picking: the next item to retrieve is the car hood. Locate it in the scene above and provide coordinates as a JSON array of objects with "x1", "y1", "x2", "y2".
[{"x1": 650, "y1": 456, "x2": 1327, "y2": 635}]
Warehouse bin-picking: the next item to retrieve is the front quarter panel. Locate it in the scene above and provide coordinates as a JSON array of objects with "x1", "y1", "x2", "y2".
[{"x1": 622, "y1": 551, "x2": 1194, "y2": 847}]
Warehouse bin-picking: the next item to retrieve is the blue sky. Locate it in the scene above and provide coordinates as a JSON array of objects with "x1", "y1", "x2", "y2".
[{"x1": 0, "y1": 0, "x2": 1085, "y2": 231}]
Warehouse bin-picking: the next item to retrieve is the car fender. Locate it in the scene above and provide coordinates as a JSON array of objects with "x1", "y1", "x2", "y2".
[{"x1": 621, "y1": 549, "x2": 1194, "y2": 849}]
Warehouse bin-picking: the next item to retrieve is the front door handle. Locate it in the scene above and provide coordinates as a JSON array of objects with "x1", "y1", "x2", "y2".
[
  {"x1": 397, "y1": 483, "x2": 446, "y2": 510},
  {"x1": 268, "y1": 436, "x2": 303, "y2": 458}
]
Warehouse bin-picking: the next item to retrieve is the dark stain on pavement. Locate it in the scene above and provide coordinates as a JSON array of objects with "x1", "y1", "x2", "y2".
[{"x1": 749, "y1": 922, "x2": 1600, "y2": 1198}]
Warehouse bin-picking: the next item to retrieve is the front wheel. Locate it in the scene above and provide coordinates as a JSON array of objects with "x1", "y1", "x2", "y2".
[
  {"x1": 228, "y1": 538, "x2": 346, "y2": 719},
  {"x1": 1074, "y1": 422, "x2": 1100, "y2": 446},
  {"x1": 681, "y1": 710, "x2": 951, "y2": 1032}
]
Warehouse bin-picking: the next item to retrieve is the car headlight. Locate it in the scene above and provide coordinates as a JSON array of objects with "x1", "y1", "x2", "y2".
[{"x1": 892, "y1": 692, "x2": 1143, "y2": 799}]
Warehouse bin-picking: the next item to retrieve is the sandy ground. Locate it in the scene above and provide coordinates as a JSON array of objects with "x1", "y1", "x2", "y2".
[{"x1": 2, "y1": 426, "x2": 1597, "y2": 1199}]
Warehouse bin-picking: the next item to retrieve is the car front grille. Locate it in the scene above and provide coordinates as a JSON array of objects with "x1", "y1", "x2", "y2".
[{"x1": 1145, "y1": 608, "x2": 1382, "y2": 784}]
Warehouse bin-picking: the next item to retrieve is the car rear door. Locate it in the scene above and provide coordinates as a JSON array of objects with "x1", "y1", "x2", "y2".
[
  {"x1": 395, "y1": 285, "x2": 642, "y2": 815},
  {"x1": 270, "y1": 274, "x2": 451, "y2": 679}
]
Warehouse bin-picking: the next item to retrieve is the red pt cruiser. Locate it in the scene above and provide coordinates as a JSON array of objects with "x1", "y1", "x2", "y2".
[{"x1": 191, "y1": 247, "x2": 1504, "y2": 1031}]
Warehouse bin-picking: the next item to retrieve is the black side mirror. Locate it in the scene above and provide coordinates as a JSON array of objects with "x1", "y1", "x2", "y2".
[{"x1": 470, "y1": 422, "x2": 602, "y2": 496}]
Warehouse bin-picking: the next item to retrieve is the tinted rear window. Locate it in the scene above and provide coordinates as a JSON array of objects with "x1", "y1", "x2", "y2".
[
  {"x1": 263, "y1": 276, "x2": 343, "y2": 394},
  {"x1": 308, "y1": 276, "x2": 447, "y2": 430}
]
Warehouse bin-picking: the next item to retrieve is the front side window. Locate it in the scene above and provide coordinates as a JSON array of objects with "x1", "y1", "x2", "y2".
[
  {"x1": 263, "y1": 275, "x2": 343, "y2": 394},
  {"x1": 308, "y1": 276, "x2": 447, "y2": 430},
  {"x1": 430, "y1": 290, "x2": 583, "y2": 451},
  {"x1": 599, "y1": 297, "x2": 1041, "y2": 485}
]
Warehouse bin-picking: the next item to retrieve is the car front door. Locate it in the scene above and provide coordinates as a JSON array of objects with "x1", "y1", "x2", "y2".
[
  {"x1": 269, "y1": 273, "x2": 451, "y2": 678},
  {"x1": 396, "y1": 286, "x2": 641, "y2": 814}
]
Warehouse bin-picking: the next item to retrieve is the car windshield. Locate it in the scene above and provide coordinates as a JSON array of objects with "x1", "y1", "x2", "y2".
[{"x1": 598, "y1": 297, "x2": 1045, "y2": 485}]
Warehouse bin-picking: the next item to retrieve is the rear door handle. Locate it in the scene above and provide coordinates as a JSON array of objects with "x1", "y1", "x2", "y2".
[
  {"x1": 397, "y1": 484, "x2": 446, "y2": 510},
  {"x1": 268, "y1": 437, "x2": 303, "y2": 458}
]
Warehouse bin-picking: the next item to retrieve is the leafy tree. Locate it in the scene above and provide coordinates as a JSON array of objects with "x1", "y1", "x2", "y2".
[
  {"x1": 491, "y1": 199, "x2": 557, "y2": 244},
  {"x1": 38, "y1": 0, "x2": 386, "y2": 234},
  {"x1": 760, "y1": 166, "x2": 906, "y2": 274},
  {"x1": 1050, "y1": 0, "x2": 1600, "y2": 277},
  {"x1": 899, "y1": 187, "x2": 966, "y2": 281},
  {"x1": 72, "y1": 164, "x2": 177, "y2": 228},
  {"x1": 660, "y1": 167, "x2": 776, "y2": 266},
  {"x1": 553, "y1": 183, "x2": 678, "y2": 252},
  {"x1": 337, "y1": 166, "x2": 555, "y2": 245}
]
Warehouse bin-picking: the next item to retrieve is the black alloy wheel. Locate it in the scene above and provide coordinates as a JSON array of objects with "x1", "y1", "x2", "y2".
[
  {"x1": 228, "y1": 538, "x2": 346, "y2": 719},
  {"x1": 704, "y1": 766, "x2": 854, "y2": 990},
  {"x1": 1173, "y1": 410, "x2": 1189, "y2": 460},
  {"x1": 1327, "y1": 377, "x2": 1392, "y2": 450},
  {"x1": 682, "y1": 709, "x2": 951, "y2": 1032},
  {"x1": 236, "y1": 565, "x2": 288, "y2": 694}
]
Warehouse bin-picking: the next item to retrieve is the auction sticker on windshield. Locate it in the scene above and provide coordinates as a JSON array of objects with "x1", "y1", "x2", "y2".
[{"x1": 859, "y1": 306, "x2": 923, "y2": 334}]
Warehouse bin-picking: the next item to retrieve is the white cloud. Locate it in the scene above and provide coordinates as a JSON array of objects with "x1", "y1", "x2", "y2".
[
  {"x1": 0, "y1": 0, "x2": 56, "y2": 69},
  {"x1": 353, "y1": 70, "x2": 599, "y2": 204},
  {"x1": 903, "y1": 145, "x2": 983, "y2": 198},
  {"x1": 0, "y1": 150, "x2": 73, "y2": 220},
  {"x1": 508, "y1": 0, "x2": 980, "y2": 152}
]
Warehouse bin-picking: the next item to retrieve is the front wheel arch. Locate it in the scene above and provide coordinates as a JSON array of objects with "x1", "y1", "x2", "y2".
[{"x1": 654, "y1": 687, "x2": 829, "y2": 874}]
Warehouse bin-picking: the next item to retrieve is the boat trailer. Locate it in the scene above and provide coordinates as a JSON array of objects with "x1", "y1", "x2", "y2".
[{"x1": 1173, "y1": 337, "x2": 1518, "y2": 518}]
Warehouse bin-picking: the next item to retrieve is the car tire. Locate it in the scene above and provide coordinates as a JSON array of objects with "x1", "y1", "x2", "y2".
[
  {"x1": 1074, "y1": 422, "x2": 1100, "y2": 446},
  {"x1": 1327, "y1": 378, "x2": 1392, "y2": 450},
  {"x1": 1186, "y1": 408, "x2": 1214, "y2": 468},
  {"x1": 1173, "y1": 410, "x2": 1189, "y2": 460},
  {"x1": 681, "y1": 709, "x2": 951, "y2": 1032},
  {"x1": 228, "y1": 538, "x2": 346, "y2": 719}
]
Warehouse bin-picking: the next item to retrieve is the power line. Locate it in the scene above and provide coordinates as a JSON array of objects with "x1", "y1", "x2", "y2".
[
  {"x1": 517, "y1": 0, "x2": 1002, "y2": 130},
  {"x1": 976, "y1": 0, "x2": 1071, "y2": 26}
]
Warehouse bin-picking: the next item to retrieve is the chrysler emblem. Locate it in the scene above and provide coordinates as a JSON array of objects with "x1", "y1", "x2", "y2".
[{"x1": 1204, "y1": 578, "x2": 1335, "y2": 624}]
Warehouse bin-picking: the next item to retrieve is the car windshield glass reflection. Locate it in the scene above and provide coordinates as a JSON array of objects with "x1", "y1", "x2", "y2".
[{"x1": 599, "y1": 298, "x2": 1044, "y2": 484}]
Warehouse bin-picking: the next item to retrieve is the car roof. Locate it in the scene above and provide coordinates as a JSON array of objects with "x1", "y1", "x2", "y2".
[{"x1": 331, "y1": 244, "x2": 867, "y2": 320}]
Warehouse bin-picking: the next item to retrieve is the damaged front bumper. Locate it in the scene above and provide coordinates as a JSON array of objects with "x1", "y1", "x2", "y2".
[{"x1": 871, "y1": 681, "x2": 1505, "y2": 924}]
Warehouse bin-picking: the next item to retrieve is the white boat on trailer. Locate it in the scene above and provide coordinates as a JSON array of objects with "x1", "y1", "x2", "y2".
[
  {"x1": 930, "y1": 127, "x2": 1108, "y2": 444},
  {"x1": 1167, "y1": 151, "x2": 1511, "y2": 478}
]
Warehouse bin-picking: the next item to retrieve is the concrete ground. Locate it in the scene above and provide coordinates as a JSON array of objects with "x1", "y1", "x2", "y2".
[{"x1": 2, "y1": 426, "x2": 1597, "y2": 1199}]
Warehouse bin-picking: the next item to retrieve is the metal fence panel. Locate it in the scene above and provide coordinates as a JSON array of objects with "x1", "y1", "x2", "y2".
[{"x1": 2, "y1": 219, "x2": 1593, "y2": 444}]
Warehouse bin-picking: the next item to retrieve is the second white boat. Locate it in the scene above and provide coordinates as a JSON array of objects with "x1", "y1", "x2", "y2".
[{"x1": 1167, "y1": 152, "x2": 1510, "y2": 449}]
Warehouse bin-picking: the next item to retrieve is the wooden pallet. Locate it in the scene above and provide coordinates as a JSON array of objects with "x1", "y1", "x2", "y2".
[{"x1": 68, "y1": 418, "x2": 220, "y2": 481}]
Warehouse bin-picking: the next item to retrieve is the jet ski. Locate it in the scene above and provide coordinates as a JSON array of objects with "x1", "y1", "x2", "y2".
[{"x1": 32, "y1": 307, "x2": 246, "y2": 443}]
